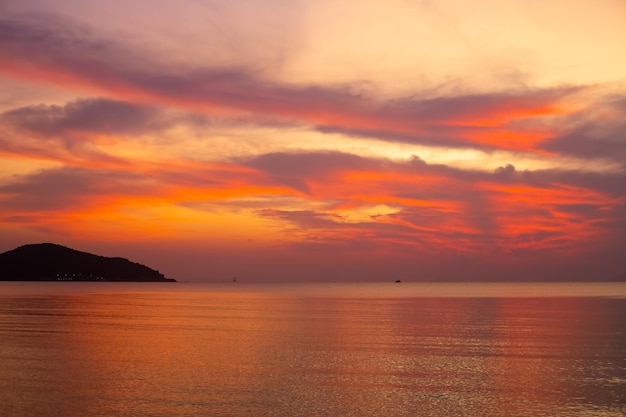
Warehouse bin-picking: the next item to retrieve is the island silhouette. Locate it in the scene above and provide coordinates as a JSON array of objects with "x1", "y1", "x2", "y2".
[{"x1": 0, "y1": 243, "x2": 175, "y2": 282}]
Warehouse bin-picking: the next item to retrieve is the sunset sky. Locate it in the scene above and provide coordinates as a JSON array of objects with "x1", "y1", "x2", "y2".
[{"x1": 1, "y1": 0, "x2": 625, "y2": 281}]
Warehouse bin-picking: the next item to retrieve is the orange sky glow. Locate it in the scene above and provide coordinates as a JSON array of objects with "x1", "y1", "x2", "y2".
[{"x1": 0, "y1": 0, "x2": 625, "y2": 281}]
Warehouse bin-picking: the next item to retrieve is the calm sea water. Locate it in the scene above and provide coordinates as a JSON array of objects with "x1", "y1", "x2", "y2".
[{"x1": 0, "y1": 282, "x2": 625, "y2": 417}]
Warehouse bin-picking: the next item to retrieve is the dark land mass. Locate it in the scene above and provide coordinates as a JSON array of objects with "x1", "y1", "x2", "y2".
[{"x1": 0, "y1": 243, "x2": 176, "y2": 282}]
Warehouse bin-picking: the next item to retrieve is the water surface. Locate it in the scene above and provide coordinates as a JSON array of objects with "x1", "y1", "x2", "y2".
[{"x1": 1, "y1": 282, "x2": 625, "y2": 416}]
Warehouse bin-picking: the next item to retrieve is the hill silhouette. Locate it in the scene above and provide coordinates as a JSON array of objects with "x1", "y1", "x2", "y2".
[{"x1": 0, "y1": 243, "x2": 175, "y2": 282}]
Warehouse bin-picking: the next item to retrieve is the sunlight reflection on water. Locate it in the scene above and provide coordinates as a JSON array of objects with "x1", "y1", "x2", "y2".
[{"x1": 0, "y1": 282, "x2": 625, "y2": 416}]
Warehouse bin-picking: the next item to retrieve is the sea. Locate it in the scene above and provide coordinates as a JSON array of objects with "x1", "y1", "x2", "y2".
[{"x1": 0, "y1": 281, "x2": 625, "y2": 417}]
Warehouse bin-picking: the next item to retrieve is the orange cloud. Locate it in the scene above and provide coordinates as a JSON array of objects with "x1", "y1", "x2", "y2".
[{"x1": 480, "y1": 182, "x2": 619, "y2": 253}]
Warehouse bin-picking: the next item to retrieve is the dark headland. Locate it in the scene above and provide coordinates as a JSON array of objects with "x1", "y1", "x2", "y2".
[{"x1": 0, "y1": 243, "x2": 176, "y2": 282}]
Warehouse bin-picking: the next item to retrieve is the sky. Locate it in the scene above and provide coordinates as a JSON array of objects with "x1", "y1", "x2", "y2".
[{"x1": 0, "y1": 0, "x2": 625, "y2": 282}]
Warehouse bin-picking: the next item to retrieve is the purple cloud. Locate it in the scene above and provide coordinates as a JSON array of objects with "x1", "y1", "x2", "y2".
[
  {"x1": 1, "y1": 98, "x2": 161, "y2": 136},
  {"x1": 0, "y1": 167, "x2": 153, "y2": 211}
]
